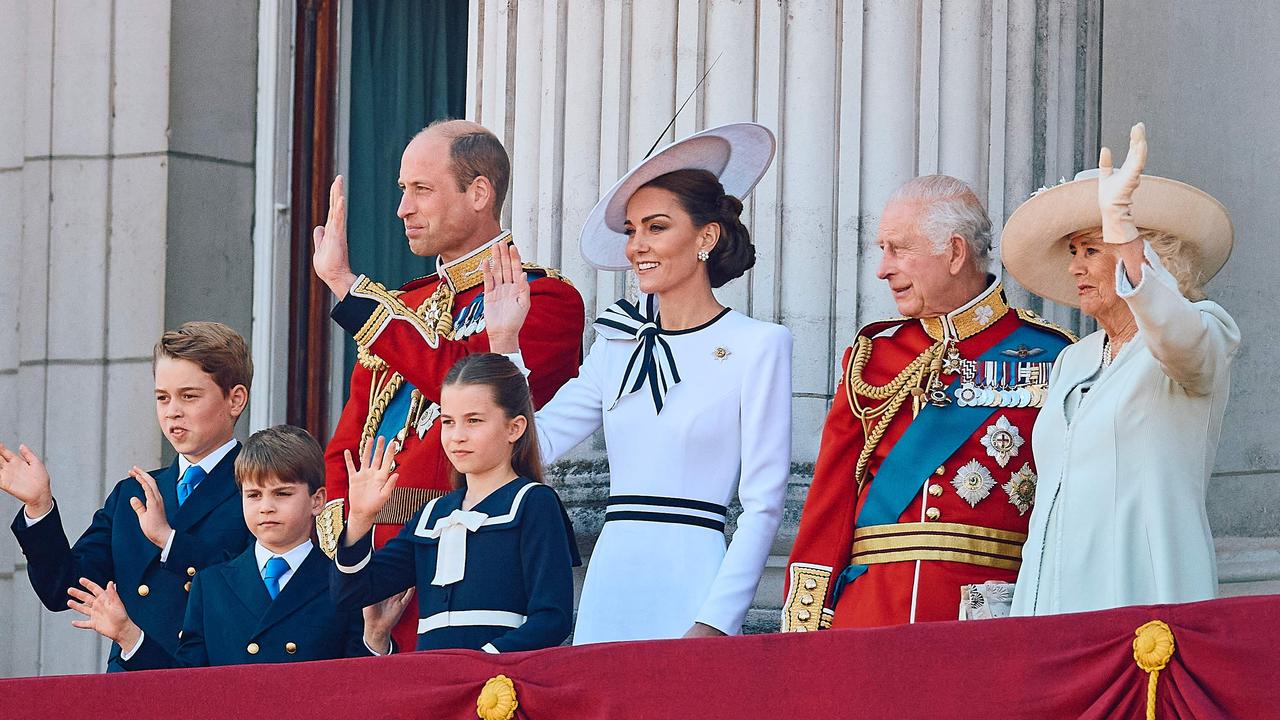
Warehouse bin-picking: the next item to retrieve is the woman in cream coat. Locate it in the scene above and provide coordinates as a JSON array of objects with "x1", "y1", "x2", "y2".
[{"x1": 1001, "y1": 123, "x2": 1240, "y2": 615}]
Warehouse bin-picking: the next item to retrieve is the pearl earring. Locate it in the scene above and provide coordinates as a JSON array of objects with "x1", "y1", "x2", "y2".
[{"x1": 697, "y1": 249, "x2": 710, "y2": 262}]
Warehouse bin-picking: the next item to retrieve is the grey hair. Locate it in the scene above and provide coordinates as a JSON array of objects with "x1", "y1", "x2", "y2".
[{"x1": 889, "y1": 175, "x2": 992, "y2": 267}]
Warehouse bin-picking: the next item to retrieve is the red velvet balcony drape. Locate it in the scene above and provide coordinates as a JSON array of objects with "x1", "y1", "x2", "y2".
[{"x1": 3, "y1": 594, "x2": 1274, "y2": 719}]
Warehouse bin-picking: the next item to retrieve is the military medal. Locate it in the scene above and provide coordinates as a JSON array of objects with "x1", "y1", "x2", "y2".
[
  {"x1": 980, "y1": 415, "x2": 1024, "y2": 467},
  {"x1": 1002, "y1": 462, "x2": 1037, "y2": 515},
  {"x1": 951, "y1": 460, "x2": 996, "y2": 507}
]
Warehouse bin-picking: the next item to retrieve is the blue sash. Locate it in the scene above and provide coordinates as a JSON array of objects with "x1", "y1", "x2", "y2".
[{"x1": 830, "y1": 324, "x2": 1069, "y2": 601}]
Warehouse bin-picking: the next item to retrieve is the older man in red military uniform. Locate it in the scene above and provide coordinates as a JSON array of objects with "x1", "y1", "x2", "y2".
[
  {"x1": 311, "y1": 120, "x2": 584, "y2": 650},
  {"x1": 782, "y1": 175, "x2": 1074, "y2": 631}
]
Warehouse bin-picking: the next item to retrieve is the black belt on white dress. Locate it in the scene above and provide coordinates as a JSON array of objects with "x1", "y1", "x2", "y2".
[{"x1": 603, "y1": 495, "x2": 728, "y2": 532}]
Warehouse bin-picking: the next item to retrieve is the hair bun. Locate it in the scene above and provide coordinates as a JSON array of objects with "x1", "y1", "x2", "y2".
[{"x1": 718, "y1": 194, "x2": 744, "y2": 219}]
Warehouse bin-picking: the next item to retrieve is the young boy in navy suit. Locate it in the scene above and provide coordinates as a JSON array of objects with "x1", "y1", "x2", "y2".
[
  {"x1": 0, "y1": 322, "x2": 256, "y2": 671},
  {"x1": 68, "y1": 425, "x2": 412, "y2": 667}
]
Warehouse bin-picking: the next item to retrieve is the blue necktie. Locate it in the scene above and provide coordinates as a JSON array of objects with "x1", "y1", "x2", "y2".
[
  {"x1": 263, "y1": 556, "x2": 289, "y2": 600},
  {"x1": 176, "y1": 465, "x2": 206, "y2": 506}
]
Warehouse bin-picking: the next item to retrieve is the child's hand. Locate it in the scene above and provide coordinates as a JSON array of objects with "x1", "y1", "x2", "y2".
[
  {"x1": 128, "y1": 467, "x2": 174, "y2": 550},
  {"x1": 0, "y1": 443, "x2": 54, "y2": 518},
  {"x1": 343, "y1": 436, "x2": 401, "y2": 542},
  {"x1": 69, "y1": 579, "x2": 142, "y2": 650},
  {"x1": 362, "y1": 587, "x2": 415, "y2": 654}
]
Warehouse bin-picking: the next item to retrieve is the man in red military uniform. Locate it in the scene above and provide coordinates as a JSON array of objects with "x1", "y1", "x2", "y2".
[
  {"x1": 782, "y1": 176, "x2": 1074, "y2": 631},
  {"x1": 311, "y1": 119, "x2": 584, "y2": 650}
]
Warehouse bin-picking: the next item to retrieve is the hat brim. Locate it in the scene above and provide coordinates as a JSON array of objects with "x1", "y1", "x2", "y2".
[
  {"x1": 1000, "y1": 175, "x2": 1233, "y2": 307},
  {"x1": 579, "y1": 123, "x2": 776, "y2": 271}
]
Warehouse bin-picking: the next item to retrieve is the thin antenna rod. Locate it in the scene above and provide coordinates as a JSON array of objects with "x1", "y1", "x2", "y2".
[{"x1": 642, "y1": 52, "x2": 724, "y2": 159}]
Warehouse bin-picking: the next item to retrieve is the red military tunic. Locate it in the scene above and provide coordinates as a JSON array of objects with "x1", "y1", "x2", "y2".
[
  {"x1": 318, "y1": 233, "x2": 584, "y2": 650},
  {"x1": 782, "y1": 281, "x2": 1075, "y2": 631}
]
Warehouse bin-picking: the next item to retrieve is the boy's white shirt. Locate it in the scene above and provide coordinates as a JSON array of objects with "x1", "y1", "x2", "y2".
[{"x1": 122, "y1": 538, "x2": 314, "y2": 661}]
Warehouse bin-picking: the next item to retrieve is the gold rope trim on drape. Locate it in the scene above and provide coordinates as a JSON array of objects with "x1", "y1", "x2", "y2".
[{"x1": 1133, "y1": 620, "x2": 1176, "y2": 720}]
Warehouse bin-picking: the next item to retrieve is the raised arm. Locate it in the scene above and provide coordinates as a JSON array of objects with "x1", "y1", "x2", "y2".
[{"x1": 1098, "y1": 122, "x2": 1239, "y2": 393}]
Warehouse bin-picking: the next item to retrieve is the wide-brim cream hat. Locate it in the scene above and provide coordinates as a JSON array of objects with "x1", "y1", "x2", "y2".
[
  {"x1": 579, "y1": 122, "x2": 776, "y2": 271},
  {"x1": 1001, "y1": 169, "x2": 1233, "y2": 307}
]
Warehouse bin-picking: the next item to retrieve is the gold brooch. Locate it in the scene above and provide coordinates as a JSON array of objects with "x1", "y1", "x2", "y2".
[{"x1": 713, "y1": 347, "x2": 730, "y2": 361}]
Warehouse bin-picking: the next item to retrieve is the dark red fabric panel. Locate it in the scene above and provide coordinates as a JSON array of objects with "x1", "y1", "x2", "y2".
[{"x1": 3, "y1": 595, "x2": 1274, "y2": 719}]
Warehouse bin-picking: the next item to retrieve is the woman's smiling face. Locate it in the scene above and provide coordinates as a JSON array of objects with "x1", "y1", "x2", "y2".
[{"x1": 623, "y1": 186, "x2": 715, "y2": 296}]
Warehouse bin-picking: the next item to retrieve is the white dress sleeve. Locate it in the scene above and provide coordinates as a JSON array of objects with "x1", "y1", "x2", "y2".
[
  {"x1": 694, "y1": 324, "x2": 793, "y2": 633},
  {"x1": 526, "y1": 335, "x2": 609, "y2": 464},
  {"x1": 1115, "y1": 241, "x2": 1240, "y2": 395}
]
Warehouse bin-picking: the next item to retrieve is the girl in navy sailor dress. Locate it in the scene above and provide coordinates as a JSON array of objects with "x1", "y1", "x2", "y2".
[{"x1": 332, "y1": 354, "x2": 579, "y2": 653}]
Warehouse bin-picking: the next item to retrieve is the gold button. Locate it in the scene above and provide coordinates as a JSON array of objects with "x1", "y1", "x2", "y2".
[
  {"x1": 794, "y1": 626, "x2": 808, "y2": 633},
  {"x1": 137, "y1": 584, "x2": 150, "y2": 597},
  {"x1": 935, "y1": 466, "x2": 946, "y2": 476},
  {"x1": 800, "y1": 593, "x2": 814, "y2": 606},
  {"x1": 285, "y1": 642, "x2": 297, "y2": 654},
  {"x1": 184, "y1": 582, "x2": 191, "y2": 592},
  {"x1": 803, "y1": 578, "x2": 817, "y2": 590},
  {"x1": 926, "y1": 507, "x2": 941, "y2": 521},
  {"x1": 928, "y1": 483, "x2": 943, "y2": 497},
  {"x1": 246, "y1": 643, "x2": 259, "y2": 655},
  {"x1": 797, "y1": 610, "x2": 811, "y2": 622},
  {"x1": 187, "y1": 567, "x2": 196, "y2": 577}
]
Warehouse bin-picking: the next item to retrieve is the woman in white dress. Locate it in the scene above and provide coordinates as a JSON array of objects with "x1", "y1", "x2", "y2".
[
  {"x1": 1000, "y1": 123, "x2": 1240, "y2": 615},
  {"x1": 485, "y1": 123, "x2": 792, "y2": 642}
]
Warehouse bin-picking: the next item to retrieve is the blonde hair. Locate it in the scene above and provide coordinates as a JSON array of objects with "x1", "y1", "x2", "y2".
[
  {"x1": 1140, "y1": 229, "x2": 1206, "y2": 301},
  {"x1": 1064, "y1": 226, "x2": 1206, "y2": 301}
]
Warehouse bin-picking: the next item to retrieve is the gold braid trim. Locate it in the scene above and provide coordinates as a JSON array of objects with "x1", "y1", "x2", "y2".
[
  {"x1": 356, "y1": 290, "x2": 456, "y2": 448},
  {"x1": 1015, "y1": 308, "x2": 1079, "y2": 343},
  {"x1": 844, "y1": 336, "x2": 942, "y2": 492},
  {"x1": 781, "y1": 564, "x2": 833, "y2": 632}
]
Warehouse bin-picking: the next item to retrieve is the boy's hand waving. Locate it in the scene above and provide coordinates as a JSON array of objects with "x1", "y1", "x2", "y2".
[{"x1": 69, "y1": 578, "x2": 142, "y2": 651}]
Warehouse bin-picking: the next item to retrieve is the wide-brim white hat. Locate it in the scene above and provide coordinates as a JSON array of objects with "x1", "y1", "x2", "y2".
[
  {"x1": 579, "y1": 122, "x2": 776, "y2": 271},
  {"x1": 1000, "y1": 169, "x2": 1233, "y2": 307}
]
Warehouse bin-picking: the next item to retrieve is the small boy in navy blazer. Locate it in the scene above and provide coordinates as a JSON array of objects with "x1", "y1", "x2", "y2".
[
  {"x1": 0, "y1": 322, "x2": 256, "y2": 671},
  {"x1": 67, "y1": 425, "x2": 411, "y2": 667}
]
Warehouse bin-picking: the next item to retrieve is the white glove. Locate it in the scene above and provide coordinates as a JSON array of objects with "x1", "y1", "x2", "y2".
[{"x1": 1097, "y1": 122, "x2": 1147, "y2": 244}]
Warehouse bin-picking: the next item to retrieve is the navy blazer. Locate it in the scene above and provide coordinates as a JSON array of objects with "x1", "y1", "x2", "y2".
[
  {"x1": 124, "y1": 544, "x2": 369, "y2": 668},
  {"x1": 10, "y1": 447, "x2": 252, "y2": 671},
  {"x1": 333, "y1": 477, "x2": 579, "y2": 653}
]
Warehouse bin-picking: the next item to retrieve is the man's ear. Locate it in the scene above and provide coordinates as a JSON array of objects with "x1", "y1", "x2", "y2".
[
  {"x1": 947, "y1": 234, "x2": 971, "y2": 276},
  {"x1": 470, "y1": 175, "x2": 494, "y2": 214}
]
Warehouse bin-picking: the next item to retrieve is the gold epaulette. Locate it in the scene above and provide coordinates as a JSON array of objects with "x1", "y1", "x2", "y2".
[
  {"x1": 521, "y1": 262, "x2": 573, "y2": 286},
  {"x1": 316, "y1": 499, "x2": 345, "y2": 559},
  {"x1": 781, "y1": 563, "x2": 834, "y2": 632},
  {"x1": 1015, "y1": 308, "x2": 1079, "y2": 343}
]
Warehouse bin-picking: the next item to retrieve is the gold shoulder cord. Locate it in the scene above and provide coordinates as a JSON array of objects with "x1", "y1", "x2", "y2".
[
  {"x1": 844, "y1": 336, "x2": 943, "y2": 493},
  {"x1": 357, "y1": 290, "x2": 455, "y2": 455}
]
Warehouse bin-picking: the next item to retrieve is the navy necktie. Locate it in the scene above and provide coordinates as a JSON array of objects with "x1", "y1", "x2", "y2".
[
  {"x1": 263, "y1": 556, "x2": 289, "y2": 600},
  {"x1": 176, "y1": 465, "x2": 206, "y2": 506}
]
